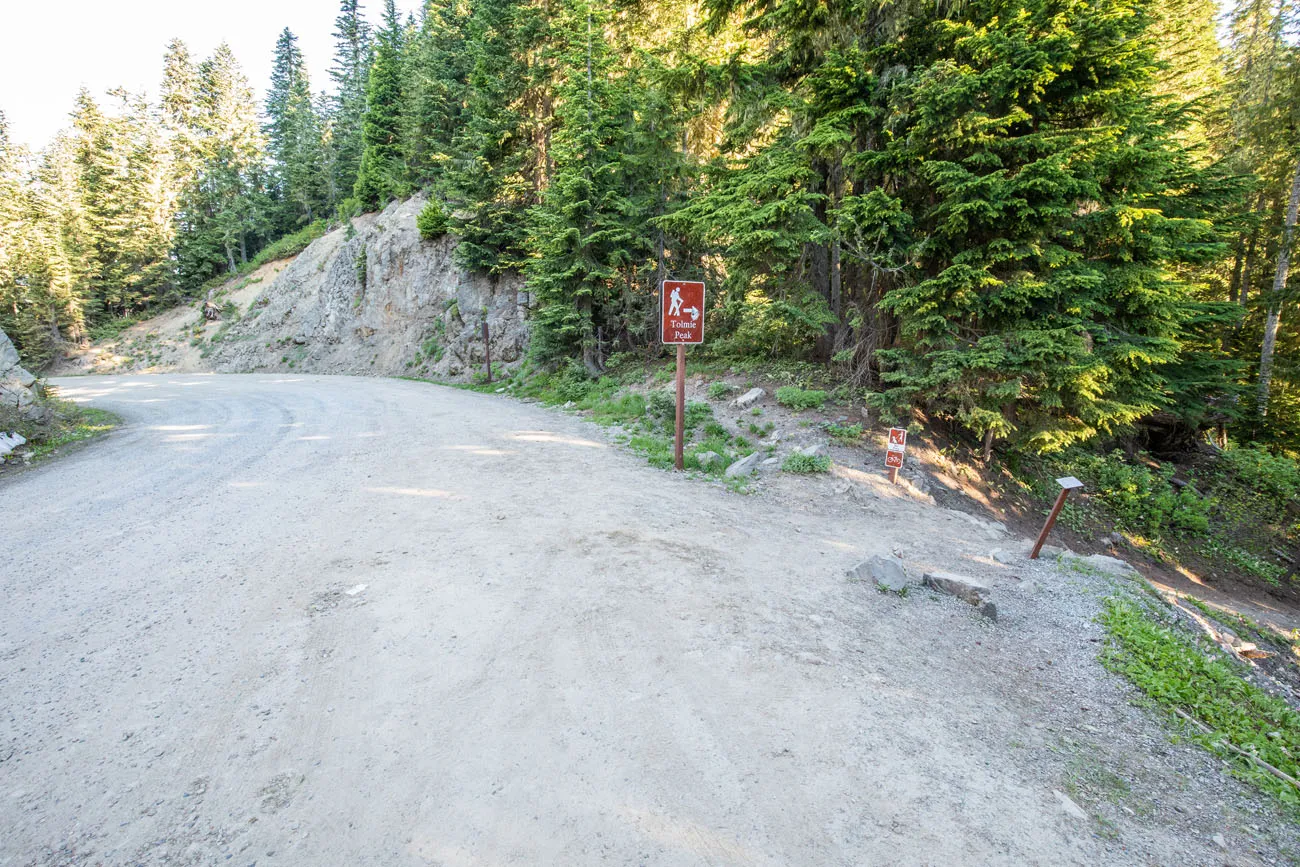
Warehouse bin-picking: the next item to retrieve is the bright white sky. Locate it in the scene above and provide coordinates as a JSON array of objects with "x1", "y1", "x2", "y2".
[{"x1": 0, "y1": 0, "x2": 422, "y2": 150}]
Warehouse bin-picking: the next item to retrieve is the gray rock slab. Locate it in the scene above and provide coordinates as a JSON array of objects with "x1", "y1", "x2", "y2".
[
  {"x1": 923, "y1": 571, "x2": 997, "y2": 620},
  {"x1": 732, "y1": 388, "x2": 765, "y2": 410},
  {"x1": 725, "y1": 452, "x2": 762, "y2": 478},
  {"x1": 848, "y1": 555, "x2": 909, "y2": 592}
]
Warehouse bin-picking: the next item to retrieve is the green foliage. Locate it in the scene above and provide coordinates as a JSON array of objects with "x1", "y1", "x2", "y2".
[
  {"x1": 416, "y1": 199, "x2": 449, "y2": 240},
  {"x1": 85, "y1": 316, "x2": 140, "y2": 343},
  {"x1": 250, "y1": 220, "x2": 325, "y2": 267},
  {"x1": 1220, "y1": 447, "x2": 1300, "y2": 503},
  {"x1": 782, "y1": 452, "x2": 831, "y2": 473},
  {"x1": 354, "y1": 244, "x2": 367, "y2": 289},
  {"x1": 707, "y1": 382, "x2": 734, "y2": 400},
  {"x1": 1052, "y1": 449, "x2": 1212, "y2": 540},
  {"x1": 1101, "y1": 595, "x2": 1300, "y2": 811},
  {"x1": 353, "y1": 0, "x2": 408, "y2": 209},
  {"x1": 775, "y1": 386, "x2": 827, "y2": 411},
  {"x1": 825, "y1": 422, "x2": 863, "y2": 442}
]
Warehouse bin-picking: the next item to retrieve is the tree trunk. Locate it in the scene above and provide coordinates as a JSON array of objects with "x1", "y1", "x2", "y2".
[{"x1": 1257, "y1": 157, "x2": 1300, "y2": 418}]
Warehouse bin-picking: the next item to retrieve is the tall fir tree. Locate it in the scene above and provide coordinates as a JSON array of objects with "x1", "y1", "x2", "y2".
[
  {"x1": 353, "y1": 0, "x2": 407, "y2": 209},
  {"x1": 329, "y1": 0, "x2": 374, "y2": 205},
  {"x1": 444, "y1": 0, "x2": 553, "y2": 274},
  {"x1": 265, "y1": 28, "x2": 330, "y2": 227},
  {"x1": 526, "y1": 0, "x2": 637, "y2": 371},
  {"x1": 403, "y1": 0, "x2": 471, "y2": 185}
]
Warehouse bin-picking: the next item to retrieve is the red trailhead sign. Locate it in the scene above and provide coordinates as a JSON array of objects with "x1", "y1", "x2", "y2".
[
  {"x1": 885, "y1": 427, "x2": 907, "y2": 469},
  {"x1": 661, "y1": 280, "x2": 705, "y2": 344}
]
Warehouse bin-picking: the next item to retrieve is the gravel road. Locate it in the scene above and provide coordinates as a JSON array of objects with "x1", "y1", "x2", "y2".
[{"x1": 2, "y1": 374, "x2": 1294, "y2": 866}]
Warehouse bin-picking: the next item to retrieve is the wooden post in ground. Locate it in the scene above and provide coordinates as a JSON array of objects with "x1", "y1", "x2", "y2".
[
  {"x1": 674, "y1": 344, "x2": 686, "y2": 471},
  {"x1": 1030, "y1": 476, "x2": 1084, "y2": 559},
  {"x1": 887, "y1": 466, "x2": 898, "y2": 484},
  {"x1": 482, "y1": 320, "x2": 492, "y2": 383}
]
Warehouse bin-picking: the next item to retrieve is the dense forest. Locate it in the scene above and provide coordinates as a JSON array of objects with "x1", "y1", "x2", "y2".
[{"x1": 3, "y1": 0, "x2": 1300, "y2": 457}]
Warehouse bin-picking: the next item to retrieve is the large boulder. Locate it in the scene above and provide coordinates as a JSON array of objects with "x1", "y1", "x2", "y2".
[{"x1": 0, "y1": 328, "x2": 44, "y2": 421}]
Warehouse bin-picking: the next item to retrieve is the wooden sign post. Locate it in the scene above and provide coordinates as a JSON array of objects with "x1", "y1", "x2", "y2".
[
  {"x1": 1030, "y1": 476, "x2": 1085, "y2": 559},
  {"x1": 661, "y1": 280, "x2": 705, "y2": 471},
  {"x1": 885, "y1": 427, "x2": 907, "y2": 483}
]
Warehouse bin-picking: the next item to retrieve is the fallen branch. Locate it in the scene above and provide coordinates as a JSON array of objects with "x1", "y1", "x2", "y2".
[{"x1": 1173, "y1": 707, "x2": 1300, "y2": 793}]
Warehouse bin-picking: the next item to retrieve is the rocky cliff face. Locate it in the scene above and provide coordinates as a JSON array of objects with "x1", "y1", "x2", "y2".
[{"x1": 209, "y1": 194, "x2": 529, "y2": 379}]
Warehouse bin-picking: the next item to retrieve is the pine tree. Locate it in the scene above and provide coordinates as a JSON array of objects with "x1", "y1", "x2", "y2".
[
  {"x1": 403, "y1": 0, "x2": 471, "y2": 185},
  {"x1": 444, "y1": 0, "x2": 553, "y2": 274},
  {"x1": 266, "y1": 28, "x2": 329, "y2": 227},
  {"x1": 867, "y1": 0, "x2": 1225, "y2": 453},
  {"x1": 174, "y1": 43, "x2": 272, "y2": 285},
  {"x1": 353, "y1": 0, "x2": 407, "y2": 209},
  {"x1": 526, "y1": 0, "x2": 637, "y2": 371},
  {"x1": 330, "y1": 0, "x2": 373, "y2": 205}
]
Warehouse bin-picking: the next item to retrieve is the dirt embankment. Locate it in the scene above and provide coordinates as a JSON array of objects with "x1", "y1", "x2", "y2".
[{"x1": 52, "y1": 195, "x2": 528, "y2": 381}]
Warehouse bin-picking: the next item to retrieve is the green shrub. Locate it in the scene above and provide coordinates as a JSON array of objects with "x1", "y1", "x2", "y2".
[
  {"x1": 826, "y1": 422, "x2": 863, "y2": 442},
  {"x1": 355, "y1": 245, "x2": 368, "y2": 289},
  {"x1": 1055, "y1": 449, "x2": 1211, "y2": 540},
  {"x1": 707, "y1": 382, "x2": 735, "y2": 400},
  {"x1": 782, "y1": 452, "x2": 831, "y2": 473},
  {"x1": 775, "y1": 386, "x2": 828, "y2": 411},
  {"x1": 251, "y1": 220, "x2": 326, "y2": 268},
  {"x1": 647, "y1": 389, "x2": 676, "y2": 421},
  {"x1": 336, "y1": 197, "x2": 363, "y2": 222},
  {"x1": 417, "y1": 199, "x2": 449, "y2": 240},
  {"x1": 86, "y1": 316, "x2": 139, "y2": 342},
  {"x1": 1220, "y1": 447, "x2": 1300, "y2": 504}
]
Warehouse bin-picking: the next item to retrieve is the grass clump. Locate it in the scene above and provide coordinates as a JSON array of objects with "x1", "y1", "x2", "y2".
[
  {"x1": 1101, "y1": 595, "x2": 1300, "y2": 811},
  {"x1": 782, "y1": 452, "x2": 831, "y2": 473},
  {"x1": 707, "y1": 382, "x2": 735, "y2": 400},
  {"x1": 826, "y1": 422, "x2": 863, "y2": 442},
  {"x1": 775, "y1": 386, "x2": 827, "y2": 411}
]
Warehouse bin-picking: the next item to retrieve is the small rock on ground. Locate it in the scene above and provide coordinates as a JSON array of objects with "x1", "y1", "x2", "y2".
[
  {"x1": 923, "y1": 571, "x2": 998, "y2": 621},
  {"x1": 725, "y1": 452, "x2": 762, "y2": 478},
  {"x1": 847, "y1": 555, "x2": 909, "y2": 593},
  {"x1": 732, "y1": 388, "x2": 765, "y2": 410}
]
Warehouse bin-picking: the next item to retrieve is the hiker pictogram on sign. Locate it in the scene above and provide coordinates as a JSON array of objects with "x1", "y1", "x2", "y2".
[{"x1": 661, "y1": 281, "x2": 705, "y2": 344}]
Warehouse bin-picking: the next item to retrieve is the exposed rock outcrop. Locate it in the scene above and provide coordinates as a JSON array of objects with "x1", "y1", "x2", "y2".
[
  {"x1": 0, "y1": 328, "x2": 48, "y2": 425},
  {"x1": 209, "y1": 194, "x2": 529, "y2": 379}
]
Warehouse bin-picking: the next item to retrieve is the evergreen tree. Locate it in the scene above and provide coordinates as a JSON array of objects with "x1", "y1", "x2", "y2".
[
  {"x1": 329, "y1": 0, "x2": 373, "y2": 204},
  {"x1": 353, "y1": 0, "x2": 408, "y2": 209},
  {"x1": 265, "y1": 28, "x2": 329, "y2": 227},
  {"x1": 403, "y1": 0, "x2": 471, "y2": 185},
  {"x1": 867, "y1": 0, "x2": 1226, "y2": 453},
  {"x1": 526, "y1": 0, "x2": 636, "y2": 371},
  {"x1": 444, "y1": 0, "x2": 553, "y2": 274},
  {"x1": 174, "y1": 43, "x2": 272, "y2": 285}
]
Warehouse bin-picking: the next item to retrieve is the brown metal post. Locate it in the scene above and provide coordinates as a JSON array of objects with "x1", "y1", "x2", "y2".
[
  {"x1": 674, "y1": 344, "x2": 686, "y2": 471},
  {"x1": 482, "y1": 320, "x2": 492, "y2": 383},
  {"x1": 1030, "y1": 488, "x2": 1071, "y2": 559}
]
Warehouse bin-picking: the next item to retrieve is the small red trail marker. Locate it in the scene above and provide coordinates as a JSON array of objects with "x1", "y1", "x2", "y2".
[
  {"x1": 885, "y1": 427, "x2": 907, "y2": 483},
  {"x1": 661, "y1": 280, "x2": 706, "y2": 471}
]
